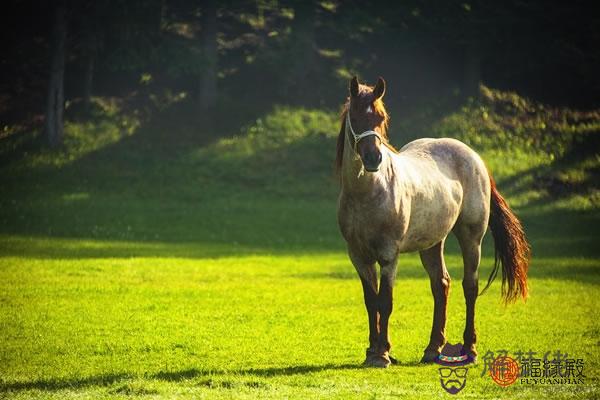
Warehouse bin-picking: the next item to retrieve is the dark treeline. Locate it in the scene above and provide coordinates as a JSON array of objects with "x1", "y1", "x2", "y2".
[{"x1": 2, "y1": 0, "x2": 599, "y2": 147}]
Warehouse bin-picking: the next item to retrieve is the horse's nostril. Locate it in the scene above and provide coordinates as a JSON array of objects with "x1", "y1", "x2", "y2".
[
  {"x1": 363, "y1": 151, "x2": 382, "y2": 170},
  {"x1": 365, "y1": 152, "x2": 376, "y2": 164}
]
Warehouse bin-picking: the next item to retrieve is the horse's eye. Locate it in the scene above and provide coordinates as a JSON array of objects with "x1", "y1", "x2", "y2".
[{"x1": 366, "y1": 105, "x2": 373, "y2": 114}]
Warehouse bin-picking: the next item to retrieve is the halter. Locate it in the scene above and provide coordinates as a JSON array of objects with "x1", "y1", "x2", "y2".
[{"x1": 345, "y1": 110, "x2": 383, "y2": 157}]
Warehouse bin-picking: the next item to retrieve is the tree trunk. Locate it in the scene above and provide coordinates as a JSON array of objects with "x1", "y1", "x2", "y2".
[
  {"x1": 198, "y1": 0, "x2": 217, "y2": 110},
  {"x1": 287, "y1": 0, "x2": 316, "y2": 102},
  {"x1": 45, "y1": 0, "x2": 67, "y2": 148}
]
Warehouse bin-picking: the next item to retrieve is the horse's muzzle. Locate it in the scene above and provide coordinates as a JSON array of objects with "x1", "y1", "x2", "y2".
[{"x1": 362, "y1": 150, "x2": 382, "y2": 172}]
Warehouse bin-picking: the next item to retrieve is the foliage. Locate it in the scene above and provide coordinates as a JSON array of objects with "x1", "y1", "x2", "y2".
[
  {"x1": 430, "y1": 86, "x2": 600, "y2": 209},
  {"x1": 188, "y1": 106, "x2": 338, "y2": 195},
  {"x1": 1, "y1": 98, "x2": 139, "y2": 171},
  {"x1": 435, "y1": 86, "x2": 600, "y2": 154},
  {"x1": 3, "y1": 0, "x2": 599, "y2": 130}
]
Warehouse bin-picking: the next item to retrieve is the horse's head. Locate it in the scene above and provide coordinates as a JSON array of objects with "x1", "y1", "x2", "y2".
[{"x1": 345, "y1": 76, "x2": 389, "y2": 172}]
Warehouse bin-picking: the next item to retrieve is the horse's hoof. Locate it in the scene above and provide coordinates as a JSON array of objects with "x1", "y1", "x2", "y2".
[
  {"x1": 363, "y1": 349, "x2": 392, "y2": 368},
  {"x1": 420, "y1": 350, "x2": 440, "y2": 364},
  {"x1": 364, "y1": 354, "x2": 391, "y2": 368}
]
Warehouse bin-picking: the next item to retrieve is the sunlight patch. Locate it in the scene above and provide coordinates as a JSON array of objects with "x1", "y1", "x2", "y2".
[{"x1": 62, "y1": 192, "x2": 90, "y2": 202}]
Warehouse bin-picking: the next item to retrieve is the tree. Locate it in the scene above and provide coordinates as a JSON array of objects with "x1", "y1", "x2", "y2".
[
  {"x1": 79, "y1": 1, "x2": 105, "y2": 111},
  {"x1": 81, "y1": 24, "x2": 98, "y2": 110},
  {"x1": 44, "y1": 0, "x2": 67, "y2": 147},
  {"x1": 286, "y1": 0, "x2": 316, "y2": 102},
  {"x1": 198, "y1": 0, "x2": 217, "y2": 110}
]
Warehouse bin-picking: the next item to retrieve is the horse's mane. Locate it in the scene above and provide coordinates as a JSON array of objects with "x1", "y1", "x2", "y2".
[{"x1": 335, "y1": 86, "x2": 396, "y2": 173}]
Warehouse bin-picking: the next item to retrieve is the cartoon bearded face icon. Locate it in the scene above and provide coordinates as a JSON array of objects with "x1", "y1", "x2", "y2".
[
  {"x1": 434, "y1": 343, "x2": 474, "y2": 395},
  {"x1": 438, "y1": 366, "x2": 468, "y2": 394}
]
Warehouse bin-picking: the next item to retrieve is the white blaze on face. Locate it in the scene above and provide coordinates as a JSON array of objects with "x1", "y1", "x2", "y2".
[{"x1": 366, "y1": 105, "x2": 373, "y2": 114}]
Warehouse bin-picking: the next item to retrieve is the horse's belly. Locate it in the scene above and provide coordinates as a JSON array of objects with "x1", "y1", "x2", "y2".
[
  {"x1": 398, "y1": 228, "x2": 450, "y2": 252},
  {"x1": 397, "y1": 189, "x2": 462, "y2": 252},
  {"x1": 338, "y1": 176, "x2": 462, "y2": 258}
]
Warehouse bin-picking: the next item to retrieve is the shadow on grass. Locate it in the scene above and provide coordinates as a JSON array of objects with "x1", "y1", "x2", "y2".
[
  {"x1": 0, "y1": 372, "x2": 132, "y2": 392},
  {"x1": 1, "y1": 105, "x2": 598, "y2": 264},
  {"x1": 153, "y1": 363, "x2": 363, "y2": 381},
  {"x1": 0, "y1": 118, "x2": 343, "y2": 259},
  {"x1": 1, "y1": 207, "x2": 598, "y2": 261},
  {"x1": 0, "y1": 363, "x2": 368, "y2": 393}
]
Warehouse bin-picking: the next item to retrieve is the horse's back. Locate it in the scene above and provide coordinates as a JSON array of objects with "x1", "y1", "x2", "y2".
[
  {"x1": 400, "y1": 137, "x2": 481, "y2": 165},
  {"x1": 399, "y1": 137, "x2": 487, "y2": 181},
  {"x1": 398, "y1": 137, "x2": 491, "y2": 228}
]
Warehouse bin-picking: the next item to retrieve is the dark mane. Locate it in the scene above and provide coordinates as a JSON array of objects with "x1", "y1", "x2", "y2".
[{"x1": 335, "y1": 84, "x2": 393, "y2": 174}]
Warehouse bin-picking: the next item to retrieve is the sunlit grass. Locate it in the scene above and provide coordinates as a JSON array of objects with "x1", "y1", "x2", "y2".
[{"x1": 0, "y1": 246, "x2": 598, "y2": 399}]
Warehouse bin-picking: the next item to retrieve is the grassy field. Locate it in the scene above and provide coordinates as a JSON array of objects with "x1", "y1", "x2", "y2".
[{"x1": 1, "y1": 92, "x2": 599, "y2": 398}]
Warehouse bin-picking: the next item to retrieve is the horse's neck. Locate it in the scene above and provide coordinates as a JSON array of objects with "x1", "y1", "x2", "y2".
[{"x1": 341, "y1": 144, "x2": 394, "y2": 195}]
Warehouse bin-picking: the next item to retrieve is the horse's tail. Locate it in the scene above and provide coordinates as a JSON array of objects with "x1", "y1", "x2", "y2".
[{"x1": 480, "y1": 177, "x2": 530, "y2": 303}]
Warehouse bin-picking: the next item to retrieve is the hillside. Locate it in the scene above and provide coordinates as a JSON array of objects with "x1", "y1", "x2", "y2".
[
  {"x1": 1, "y1": 87, "x2": 599, "y2": 399},
  {"x1": 0, "y1": 87, "x2": 598, "y2": 260}
]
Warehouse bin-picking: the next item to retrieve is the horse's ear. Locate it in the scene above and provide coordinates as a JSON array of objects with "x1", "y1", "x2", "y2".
[
  {"x1": 350, "y1": 76, "x2": 359, "y2": 97},
  {"x1": 374, "y1": 77, "x2": 386, "y2": 99}
]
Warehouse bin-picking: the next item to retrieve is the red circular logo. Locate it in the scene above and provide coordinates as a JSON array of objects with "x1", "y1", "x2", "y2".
[{"x1": 489, "y1": 356, "x2": 519, "y2": 387}]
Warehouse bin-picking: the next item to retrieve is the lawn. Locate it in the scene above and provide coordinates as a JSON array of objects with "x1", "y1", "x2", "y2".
[{"x1": 1, "y1": 96, "x2": 599, "y2": 398}]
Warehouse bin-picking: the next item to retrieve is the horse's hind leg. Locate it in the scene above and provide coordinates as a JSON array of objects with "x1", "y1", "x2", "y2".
[
  {"x1": 454, "y1": 222, "x2": 485, "y2": 362},
  {"x1": 420, "y1": 240, "x2": 450, "y2": 363}
]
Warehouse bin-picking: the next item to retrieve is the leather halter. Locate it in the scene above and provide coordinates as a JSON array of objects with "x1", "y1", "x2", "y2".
[{"x1": 345, "y1": 110, "x2": 383, "y2": 156}]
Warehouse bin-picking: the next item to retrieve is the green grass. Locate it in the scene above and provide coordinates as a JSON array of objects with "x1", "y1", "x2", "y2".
[
  {"x1": 1, "y1": 245, "x2": 598, "y2": 399},
  {"x1": 1, "y1": 91, "x2": 599, "y2": 398}
]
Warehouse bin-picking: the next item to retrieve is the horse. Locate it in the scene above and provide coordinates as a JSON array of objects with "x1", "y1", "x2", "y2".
[{"x1": 336, "y1": 76, "x2": 530, "y2": 368}]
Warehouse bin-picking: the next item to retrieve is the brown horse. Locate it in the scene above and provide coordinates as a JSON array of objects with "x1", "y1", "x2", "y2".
[{"x1": 336, "y1": 76, "x2": 530, "y2": 368}]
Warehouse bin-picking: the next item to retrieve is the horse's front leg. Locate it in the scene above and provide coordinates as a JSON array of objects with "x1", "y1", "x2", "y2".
[
  {"x1": 350, "y1": 252, "x2": 385, "y2": 367},
  {"x1": 371, "y1": 257, "x2": 398, "y2": 368},
  {"x1": 359, "y1": 274, "x2": 379, "y2": 359},
  {"x1": 420, "y1": 241, "x2": 450, "y2": 363}
]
